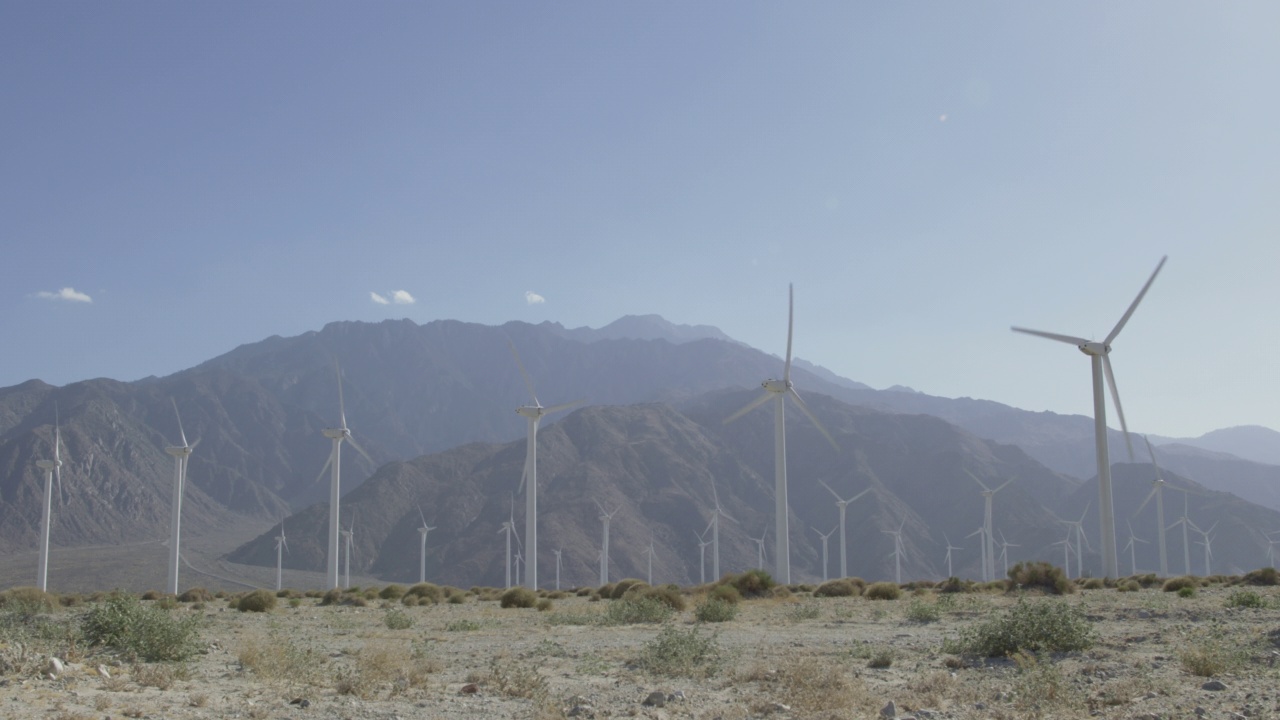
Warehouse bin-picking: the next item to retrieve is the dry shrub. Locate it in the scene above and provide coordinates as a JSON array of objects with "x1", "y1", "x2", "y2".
[
  {"x1": 236, "y1": 590, "x2": 277, "y2": 613},
  {"x1": 771, "y1": 657, "x2": 875, "y2": 715},
  {"x1": 487, "y1": 654, "x2": 548, "y2": 700},
  {"x1": 0, "y1": 587, "x2": 58, "y2": 615},
  {"x1": 1081, "y1": 578, "x2": 1105, "y2": 590},
  {"x1": 609, "y1": 579, "x2": 647, "y2": 599},
  {"x1": 500, "y1": 587, "x2": 537, "y2": 609},
  {"x1": 1161, "y1": 576, "x2": 1199, "y2": 593},
  {"x1": 140, "y1": 590, "x2": 163, "y2": 601},
  {"x1": 1242, "y1": 567, "x2": 1278, "y2": 586},
  {"x1": 379, "y1": 584, "x2": 406, "y2": 600},
  {"x1": 1008, "y1": 561, "x2": 1073, "y2": 594},
  {"x1": 814, "y1": 579, "x2": 862, "y2": 598},
  {"x1": 634, "y1": 584, "x2": 687, "y2": 611},
  {"x1": 132, "y1": 663, "x2": 179, "y2": 690},
  {"x1": 726, "y1": 569, "x2": 775, "y2": 598},
  {"x1": 1011, "y1": 651, "x2": 1083, "y2": 718},
  {"x1": 237, "y1": 633, "x2": 328, "y2": 686},
  {"x1": 404, "y1": 583, "x2": 443, "y2": 604},
  {"x1": 707, "y1": 584, "x2": 741, "y2": 605},
  {"x1": 335, "y1": 641, "x2": 435, "y2": 699},
  {"x1": 865, "y1": 582, "x2": 901, "y2": 600}
]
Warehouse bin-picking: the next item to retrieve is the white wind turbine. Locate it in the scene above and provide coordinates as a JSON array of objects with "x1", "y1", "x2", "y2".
[
  {"x1": 514, "y1": 549, "x2": 523, "y2": 587},
  {"x1": 819, "y1": 479, "x2": 872, "y2": 579},
  {"x1": 695, "y1": 526, "x2": 711, "y2": 585},
  {"x1": 966, "y1": 471, "x2": 1011, "y2": 583},
  {"x1": 416, "y1": 505, "x2": 436, "y2": 584},
  {"x1": 498, "y1": 498, "x2": 517, "y2": 589},
  {"x1": 997, "y1": 531, "x2": 1019, "y2": 577},
  {"x1": 165, "y1": 399, "x2": 197, "y2": 595},
  {"x1": 967, "y1": 527, "x2": 988, "y2": 582},
  {"x1": 1135, "y1": 436, "x2": 1171, "y2": 577},
  {"x1": 1166, "y1": 492, "x2": 1195, "y2": 575},
  {"x1": 1123, "y1": 520, "x2": 1148, "y2": 576},
  {"x1": 1012, "y1": 256, "x2": 1167, "y2": 578},
  {"x1": 274, "y1": 519, "x2": 289, "y2": 592},
  {"x1": 942, "y1": 533, "x2": 962, "y2": 579},
  {"x1": 510, "y1": 341, "x2": 582, "y2": 591},
  {"x1": 1060, "y1": 503, "x2": 1091, "y2": 579},
  {"x1": 1190, "y1": 520, "x2": 1217, "y2": 576},
  {"x1": 316, "y1": 363, "x2": 375, "y2": 589},
  {"x1": 884, "y1": 518, "x2": 906, "y2": 585},
  {"x1": 1265, "y1": 533, "x2": 1280, "y2": 570},
  {"x1": 595, "y1": 501, "x2": 619, "y2": 586},
  {"x1": 552, "y1": 548, "x2": 563, "y2": 590},
  {"x1": 341, "y1": 513, "x2": 355, "y2": 589},
  {"x1": 706, "y1": 485, "x2": 735, "y2": 581},
  {"x1": 812, "y1": 525, "x2": 837, "y2": 583},
  {"x1": 724, "y1": 284, "x2": 839, "y2": 584},
  {"x1": 34, "y1": 409, "x2": 65, "y2": 593},
  {"x1": 750, "y1": 528, "x2": 768, "y2": 571},
  {"x1": 646, "y1": 540, "x2": 656, "y2": 585}
]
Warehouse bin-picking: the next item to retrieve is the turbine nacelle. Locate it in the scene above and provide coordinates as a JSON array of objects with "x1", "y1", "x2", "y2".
[
  {"x1": 515, "y1": 405, "x2": 545, "y2": 419},
  {"x1": 761, "y1": 379, "x2": 790, "y2": 393},
  {"x1": 1077, "y1": 341, "x2": 1111, "y2": 357},
  {"x1": 164, "y1": 445, "x2": 193, "y2": 458},
  {"x1": 322, "y1": 427, "x2": 350, "y2": 440},
  {"x1": 36, "y1": 459, "x2": 58, "y2": 470}
]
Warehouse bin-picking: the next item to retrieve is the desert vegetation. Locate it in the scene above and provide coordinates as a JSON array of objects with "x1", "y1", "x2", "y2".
[{"x1": 1, "y1": 570, "x2": 1278, "y2": 719}]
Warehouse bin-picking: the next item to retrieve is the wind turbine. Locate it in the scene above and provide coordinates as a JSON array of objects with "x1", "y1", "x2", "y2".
[
  {"x1": 163, "y1": 399, "x2": 197, "y2": 595},
  {"x1": 884, "y1": 519, "x2": 906, "y2": 585},
  {"x1": 316, "y1": 363, "x2": 375, "y2": 589},
  {"x1": 510, "y1": 341, "x2": 582, "y2": 592},
  {"x1": 34, "y1": 409, "x2": 64, "y2": 593},
  {"x1": 1190, "y1": 520, "x2": 1217, "y2": 576},
  {"x1": 1135, "y1": 436, "x2": 1171, "y2": 577},
  {"x1": 966, "y1": 471, "x2": 1011, "y2": 582},
  {"x1": 942, "y1": 533, "x2": 962, "y2": 579},
  {"x1": 967, "y1": 527, "x2": 988, "y2": 582},
  {"x1": 552, "y1": 548, "x2": 563, "y2": 590},
  {"x1": 341, "y1": 513, "x2": 355, "y2": 589},
  {"x1": 723, "y1": 284, "x2": 839, "y2": 584},
  {"x1": 695, "y1": 526, "x2": 711, "y2": 585},
  {"x1": 514, "y1": 549, "x2": 523, "y2": 587},
  {"x1": 646, "y1": 540, "x2": 656, "y2": 585},
  {"x1": 1166, "y1": 492, "x2": 1195, "y2": 575},
  {"x1": 1012, "y1": 255, "x2": 1167, "y2": 578},
  {"x1": 812, "y1": 525, "x2": 837, "y2": 583},
  {"x1": 1265, "y1": 534, "x2": 1280, "y2": 570},
  {"x1": 1052, "y1": 527, "x2": 1075, "y2": 579},
  {"x1": 706, "y1": 485, "x2": 735, "y2": 581},
  {"x1": 274, "y1": 519, "x2": 289, "y2": 592},
  {"x1": 595, "y1": 501, "x2": 619, "y2": 586},
  {"x1": 416, "y1": 506, "x2": 436, "y2": 585},
  {"x1": 1123, "y1": 520, "x2": 1148, "y2": 576},
  {"x1": 1060, "y1": 503, "x2": 1091, "y2": 579},
  {"x1": 997, "y1": 531, "x2": 1019, "y2": 577},
  {"x1": 819, "y1": 479, "x2": 871, "y2": 579},
  {"x1": 498, "y1": 499, "x2": 517, "y2": 589},
  {"x1": 750, "y1": 528, "x2": 768, "y2": 571}
]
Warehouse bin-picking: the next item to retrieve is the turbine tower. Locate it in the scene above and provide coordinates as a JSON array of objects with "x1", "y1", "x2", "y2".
[
  {"x1": 884, "y1": 518, "x2": 906, "y2": 585},
  {"x1": 34, "y1": 410, "x2": 64, "y2": 593},
  {"x1": 165, "y1": 399, "x2": 196, "y2": 595},
  {"x1": 1190, "y1": 520, "x2": 1217, "y2": 576},
  {"x1": 1166, "y1": 492, "x2": 1195, "y2": 575},
  {"x1": 942, "y1": 533, "x2": 962, "y2": 579},
  {"x1": 967, "y1": 526, "x2": 987, "y2": 582},
  {"x1": 552, "y1": 548, "x2": 563, "y2": 590},
  {"x1": 510, "y1": 341, "x2": 581, "y2": 592},
  {"x1": 695, "y1": 527, "x2": 711, "y2": 585},
  {"x1": 819, "y1": 479, "x2": 871, "y2": 579},
  {"x1": 274, "y1": 519, "x2": 289, "y2": 592},
  {"x1": 1123, "y1": 520, "x2": 1148, "y2": 576},
  {"x1": 966, "y1": 470, "x2": 1011, "y2": 582},
  {"x1": 1012, "y1": 255, "x2": 1167, "y2": 578},
  {"x1": 707, "y1": 485, "x2": 735, "y2": 581},
  {"x1": 812, "y1": 525, "x2": 837, "y2": 583},
  {"x1": 1053, "y1": 527, "x2": 1074, "y2": 578},
  {"x1": 416, "y1": 506, "x2": 436, "y2": 585},
  {"x1": 498, "y1": 500, "x2": 517, "y2": 589},
  {"x1": 751, "y1": 528, "x2": 768, "y2": 571},
  {"x1": 724, "y1": 284, "x2": 839, "y2": 584},
  {"x1": 1135, "y1": 436, "x2": 1170, "y2": 577},
  {"x1": 595, "y1": 501, "x2": 619, "y2": 586},
  {"x1": 341, "y1": 514, "x2": 355, "y2": 589},
  {"x1": 316, "y1": 363, "x2": 375, "y2": 589}
]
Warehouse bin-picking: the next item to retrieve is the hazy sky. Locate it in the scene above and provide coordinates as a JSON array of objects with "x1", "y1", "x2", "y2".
[{"x1": 2, "y1": 3, "x2": 1277, "y2": 439}]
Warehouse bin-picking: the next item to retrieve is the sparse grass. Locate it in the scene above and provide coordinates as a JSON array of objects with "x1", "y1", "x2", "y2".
[
  {"x1": 602, "y1": 595, "x2": 673, "y2": 625},
  {"x1": 1010, "y1": 651, "x2": 1083, "y2": 718},
  {"x1": 444, "y1": 619, "x2": 483, "y2": 632},
  {"x1": 486, "y1": 654, "x2": 548, "y2": 700},
  {"x1": 785, "y1": 602, "x2": 821, "y2": 621},
  {"x1": 636, "y1": 624, "x2": 722, "y2": 677},
  {"x1": 237, "y1": 631, "x2": 328, "y2": 686},
  {"x1": 950, "y1": 596, "x2": 1094, "y2": 657},
  {"x1": 335, "y1": 641, "x2": 435, "y2": 699},
  {"x1": 1177, "y1": 586, "x2": 1196, "y2": 598},
  {"x1": 905, "y1": 598, "x2": 941, "y2": 623},
  {"x1": 768, "y1": 656, "x2": 871, "y2": 714},
  {"x1": 1179, "y1": 634, "x2": 1248, "y2": 677},
  {"x1": 383, "y1": 607, "x2": 413, "y2": 629},
  {"x1": 866, "y1": 647, "x2": 895, "y2": 668}
]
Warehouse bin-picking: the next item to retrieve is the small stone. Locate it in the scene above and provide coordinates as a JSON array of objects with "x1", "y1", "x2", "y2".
[
  {"x1": 1202, "y1": 681, "x2": 1228, "y2": 692},
  {"x1": 642, "y1": 691, "x2": 666, "y2": 707},
  {"x1": 96, "y1": 665, "x2": 110, "y2": 679},
  {"x1": 668, "y1": 690, "x2": 685, "y2": 702},
  {"x1": 567, "y1": 705, "x2": 595, "y2": 718},
  {"x1": 1195, "y1": 707, "x2": 1206, "y2": 716},
  {"x1": 46, "y1": 657, "x2": 64, "y2": 678},
  {"x1": 289, "y1": 698, "x2": 311, "y2": 708},
  {"x1": 881, "y1": 700, "x2": 897, "y2": 717},
  {"x1": 459, "y1": 683, "x2": 478, "y2": 694},
  {"x1": 975, "y1": 703, "x2": 986, "y2": 711}
]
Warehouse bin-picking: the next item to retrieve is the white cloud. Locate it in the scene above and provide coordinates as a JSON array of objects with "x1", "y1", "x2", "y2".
[
  {"x1": 525, "y1": 290, "x2": 546, "y2": 305},
  {"x1": 370, "y1": 292, "x2": 390, "y2": 305},
  {"x1": 36, "y1": 287, "x2": 92, "y2": 303},
  {"x1": 391, "y1": 290, "x2": 415, "y2": 305}
]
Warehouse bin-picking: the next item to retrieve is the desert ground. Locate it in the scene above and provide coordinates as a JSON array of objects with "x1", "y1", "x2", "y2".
[{"x1": 2, "y1": 575, "x2": 1279, "y2": 720}]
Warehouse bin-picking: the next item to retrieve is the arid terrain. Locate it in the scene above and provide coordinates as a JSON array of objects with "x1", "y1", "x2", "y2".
[{"x1": 2, "y1": 576, "x2": 1279, "y2": 720}]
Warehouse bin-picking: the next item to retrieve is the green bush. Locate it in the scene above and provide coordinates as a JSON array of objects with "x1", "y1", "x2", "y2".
[
  {"x1": 636, "y1": 625, "x2": 722, "y2": 677},
  {"x1": 694, "y1": 597, "x2": 738, "y2": 623},
  {"x1": 81, "y1": 594, "x2": 201, "y2": 662},
  {"x1": 813, "y1": 579, "x2": 862, "y2": 598},
  {"x1": 535, "y1": 598, "x2": 553, "y2": 612},
  {"x1": 384, "y1": 607, "x2": 413, "y2": 629},
  {"x1": 603, "y1": 595, "x2": 674, "y2": 625},
  {"x1": 0, "y1": 587, "x2": 57, "y2": 619},
  {"x1": 951, "y1": 597, "x2": 1093, "y2": 658},
  {"x1": 1081, "y1": 578, "x2": 1105, "y2": 590},
  {"x1": 728, "y1": 569, "x2": 775, "y2": 598},
  {"x1": 499, "y1": 587, "x2": 538, "y2": 609},
  {"x1": 1161, "y1": 576, "x2": 1199, "y2": 593},
  {"x1": 404, "y1": 583, "x2": 444, "y2": 604},
  {"x1": 1116, "y1": 580, "x2": 1140, "y2": 592},
  {"x1": 905, "y1": 598, "x2": 940, "y2": 623},
  {"x1": 1008, "y1": 561, "x2": 1073, "y2": 595},
  {"x1": 1224, "y1": 589, "x2": 1266, "y2": 609},
  {"x1": 1177, "y1": 586, "x2": 1196, "y2": 598},
  {"x1": 707, "y1": 584, "x2": 741, "y2": 605},
  {"x1": 865, "y1": 582, "x2": 901, "y2": 601},
  {"x1": 236, "y1": 590, "x2": 277, "y2": 613},
  {"x1": 379, "y1": 584, "x2": 406, "y2": 600}
]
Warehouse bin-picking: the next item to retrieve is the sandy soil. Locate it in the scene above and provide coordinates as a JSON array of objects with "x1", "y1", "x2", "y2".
[{"x1": 4, "y1": 582, "x2": 1280, "y2": 720}]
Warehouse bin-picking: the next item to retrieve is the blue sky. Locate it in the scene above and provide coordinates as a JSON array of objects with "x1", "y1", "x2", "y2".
[{"x1": 2, "y1": 3, "x2": 1277, "y2": 438}]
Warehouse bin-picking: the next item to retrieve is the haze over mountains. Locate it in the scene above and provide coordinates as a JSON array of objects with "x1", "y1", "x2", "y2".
[{"x1": 1, "y1": 315, "x2": 1277, "y2": 590}]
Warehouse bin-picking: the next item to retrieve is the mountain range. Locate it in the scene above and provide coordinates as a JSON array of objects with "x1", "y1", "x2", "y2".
[{"x1": 1, "y1": 314, "x2": 1277, "y2": 590}]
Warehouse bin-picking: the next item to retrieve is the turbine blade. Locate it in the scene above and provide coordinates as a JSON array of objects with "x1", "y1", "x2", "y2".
[
  {"x1": 724, "y1": 391, "x2": 773, "y2": 425},
  {"x1": 517, "y1": 453, "x2": 529, "y2": 495},
  {"x1": 544, "y1": 399, "x2": 584, "y2": 415},
  {"x1": 346, "y1": 436, "x2": 376, "y2": 467},
  {"x1": 993, "y1": 479, "x2": 1013, "y2": 493},
  {"x1": 1134, "y1": 486, "x2": 1158, "y2": 515},
  {"x1": 784, "y1": 283, "x2": 794, "y2": 383},
  {"x1": 1102, "y1": 355, "x2": 1134, "y2": 460},
  {"x1": 850, "y1": 488, "x2": 872, "y2": 502},
  {"x1": 171, "y1": 397, "x2": 188, "y2": 448},
  {"x1": 335, "y1": 361, "x2": 348, "y2": 429},
  {"x1": 313, "y1": 456, "x2": 333, "y2": 486},
  {"x1": 55, "y1": 464, "x2": 63, "y2": 507},
  {"x1": 787, "y1": 387, "x2": 839, "y2": 451},
  {"x1": 964, "y1": 469, "x2": 991, "y2": 493},
  {"x1": 418, "y1": 504, "x2": 427, "y2": 526},
  {"x1": 1105, "y1": 255, "x2": 1167, "y2": 345},
  {"x1": 1143, "y1": 435, "x2": 1164, "y2": 480},
  {"x1": 818, "y1": 479, "x2": 841, "y2": 501},
  {"x1": 508, "y1": 341, "x2": 540, "y2": 407},
  {"x1": 1010, "y1": 327, "x2": 1091, "y2": 346}
]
